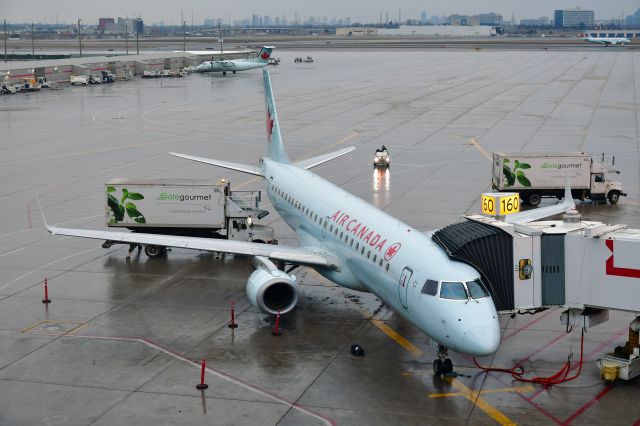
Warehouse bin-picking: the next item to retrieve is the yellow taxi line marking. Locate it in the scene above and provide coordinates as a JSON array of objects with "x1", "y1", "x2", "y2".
[
  {"x1": 20, "y1": 320, "x2": 48, "y2": 333},
  {"x1": 306, "y1": 270, "x2": 422, "y2": 356},
  {"x1": 370, "y1": 319, "x2": 423, "y2": 356},
  {"x1": 443, "y1": 377, "x2": 517, "y2": 425},
  {"x1": 469, "y1": 137, "x2": 491, "y2": 161},
  {"x1": 429, "y1": 385, "x2": 534, "y2": 398}
]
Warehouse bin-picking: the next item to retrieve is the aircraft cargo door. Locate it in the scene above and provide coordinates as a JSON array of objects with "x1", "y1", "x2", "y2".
[
  {"x1": 398, "y1": 267, "x2": 413, "y2": 310},
  {"x1": 541, "y1": 234, "x2": 565, "y2": 306}
]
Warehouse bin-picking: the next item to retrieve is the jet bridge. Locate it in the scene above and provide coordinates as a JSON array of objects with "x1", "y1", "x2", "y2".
[{"x1": 433, "y1": 211, "x2": 640, "y2": 381}]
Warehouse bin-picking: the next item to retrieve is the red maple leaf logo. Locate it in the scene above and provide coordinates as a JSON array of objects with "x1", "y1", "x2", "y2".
[
  {"x1": 384, "y1": 243, "x2": 401, "y2": 262},
  {"x1": 261, "y1": 51, "x2": 270, "y2": 60},
  {"x1": 266, "y1": 109, "x2": 274, "y2": 142}
]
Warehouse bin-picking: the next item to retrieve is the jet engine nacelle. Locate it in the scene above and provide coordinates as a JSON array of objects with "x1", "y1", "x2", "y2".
[{"x1": 246, "y1": 257, "x2": 299, "y2": 315}]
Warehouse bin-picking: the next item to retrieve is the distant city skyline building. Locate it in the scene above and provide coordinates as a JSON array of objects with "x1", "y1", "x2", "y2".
[{"x1": 420, "y1": 11, "x2": 427, "y2": 24}]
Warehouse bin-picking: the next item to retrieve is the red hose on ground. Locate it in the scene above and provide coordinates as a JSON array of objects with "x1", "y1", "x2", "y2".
[{"x1": 473, "y1": 327, "x2": 585, "y2": 388}]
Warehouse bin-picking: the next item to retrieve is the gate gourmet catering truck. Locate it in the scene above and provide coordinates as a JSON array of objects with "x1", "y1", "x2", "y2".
[
  {"x1": 492, "y1": 152, "x2": 625, "y2": 206},
  {"x1": 103, "y1": 179, "x2": 275, "y2": 258}
]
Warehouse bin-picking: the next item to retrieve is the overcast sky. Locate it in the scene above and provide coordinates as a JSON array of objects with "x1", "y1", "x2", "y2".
[{"x1": 2, "y1": 0, "x2": 639, "y2": 24}]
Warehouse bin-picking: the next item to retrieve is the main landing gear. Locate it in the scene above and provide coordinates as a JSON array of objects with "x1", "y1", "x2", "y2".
[{"x1": 433, "y1": 344, "x2": 453, "y2": 375}]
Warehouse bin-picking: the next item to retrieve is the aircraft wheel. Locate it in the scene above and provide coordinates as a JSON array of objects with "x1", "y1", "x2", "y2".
[
  {"x1": 433, "y1": 359, "x2": 444, "y2": 375},
  {"x1": 144, "y1": 245, "x2": 165, "y2": 258},
  {"x1": 222, "y1": 71, "x2": 227, "y2": 76},
  {"x1": 233, "y1": 71, "x2": 236, "y2": 74},
  {"x1": 443, "y1": 358, "x2": 453, "y2": 374}
]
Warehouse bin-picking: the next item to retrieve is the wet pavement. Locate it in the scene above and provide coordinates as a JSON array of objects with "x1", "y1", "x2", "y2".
[{"x1": 1, "y1": 49, "x2": 639, "y2": 425}]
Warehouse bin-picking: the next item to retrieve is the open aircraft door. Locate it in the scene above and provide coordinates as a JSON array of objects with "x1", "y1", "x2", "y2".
[{"x1": 398, "y1": 267, "x2": 413, "y2": 310}]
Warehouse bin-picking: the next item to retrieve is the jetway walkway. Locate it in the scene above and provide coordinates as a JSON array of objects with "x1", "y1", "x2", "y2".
[{"x1": 433, "y1": 210, "x2": 640, "y2": 381}]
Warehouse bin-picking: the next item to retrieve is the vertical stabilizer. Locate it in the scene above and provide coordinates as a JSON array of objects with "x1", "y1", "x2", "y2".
[
  {"x1": 256, "y1": 46, "x2": 274, "y2": 63},
  {"x1": 263, "y1": 69, "x2": 289, "y2": 163}
]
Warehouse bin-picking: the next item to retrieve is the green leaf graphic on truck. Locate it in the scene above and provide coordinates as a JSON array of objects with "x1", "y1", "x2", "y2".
[
  {"x1": 107, "y1": 186, "x2": 146, "y2": 224},
  {"x1": 502, "y1": 159, "x2": 531, "y2": 188}
]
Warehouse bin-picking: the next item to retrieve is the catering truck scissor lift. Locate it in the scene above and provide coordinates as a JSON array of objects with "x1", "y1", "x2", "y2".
[{"x1": 102, "y1": 179, "x2": 275, "y2": 258}]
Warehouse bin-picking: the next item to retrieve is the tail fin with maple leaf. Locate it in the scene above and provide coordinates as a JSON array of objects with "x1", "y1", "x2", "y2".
[{"x1": 263, "y1": 69, "x2": 289, "y2": 164}]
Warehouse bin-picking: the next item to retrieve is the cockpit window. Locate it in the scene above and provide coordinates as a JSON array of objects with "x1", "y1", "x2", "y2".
[
  {"x1": 466, "y1": 279, "x2": 490, "y2": 299},
  {"x1": 421, "y1": 279, "x2": 438, "y2": 296},
  {"x1": 439, "y1": 282, "x2": 467, "y2": 300}
]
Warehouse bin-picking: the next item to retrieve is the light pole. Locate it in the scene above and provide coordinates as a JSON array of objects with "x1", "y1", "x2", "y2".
[
  {"x1": 77, "y1": 18, "x2": 82, "y2": 57},
  {"x1": 5, "y1": 19, "x2": 8, "y2": 62},
  {"x1": 136, "y1": 20, "x2": 140, "y2": 55},
  {"x1": 31, "y1": 22, "x2": 34, "y2": 58},
  {"x1": 125, "y1": 22, "x2": 128, "y2": 55},
  {"x1": 183, "y1": 21, "x2": 186, "y2": 52}
]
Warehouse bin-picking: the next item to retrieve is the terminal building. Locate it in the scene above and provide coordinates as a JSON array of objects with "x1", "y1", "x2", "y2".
[
  {"x1": 554, "y1": 9, "x2": 595, "y2": 28},
  {"x1": 336, "y1": 25, "x2": 495, "y2": 37}
]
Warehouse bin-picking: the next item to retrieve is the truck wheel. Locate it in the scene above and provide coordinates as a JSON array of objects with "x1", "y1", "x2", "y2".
[
  {"x1": 144, "y1": 245, "x2": 165, "y2": 258},
  {"x1": 528, "y1": 193, "x2": 541, "y2": 207},
  {"x1": 608, "y1": 191, "x2": 620, "y2": 205},
  {"x1": 251, "y1": 240, "x2": 266, "y2": 244}
]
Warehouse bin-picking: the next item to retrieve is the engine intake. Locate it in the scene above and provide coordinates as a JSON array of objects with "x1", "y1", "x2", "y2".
[{"x1": 246, "y1": 257, "x2": 299, "y2": 315}]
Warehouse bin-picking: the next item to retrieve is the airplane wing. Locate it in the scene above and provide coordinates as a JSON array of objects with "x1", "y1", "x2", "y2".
[
  {"x1": 295, "y1": 146, "x2": 356, "y2": 170},
  {"x1": 169, "y1": 152, "x2": 263, "y2": 176},
  {"x1": 46, "y1": 225, "x2": 334, "y2": 268},
  {"x1": 504, "y1": 175, "x2": 575, "y2": 224}
]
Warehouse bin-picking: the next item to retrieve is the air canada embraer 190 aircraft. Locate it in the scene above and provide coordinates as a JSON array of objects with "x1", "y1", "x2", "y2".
[
  {"x1": 583, "y1": 36, "x2": 630, "y2": 46},
  {"x1": 195, "y1": 46, "x2": 274, "y2": 75},
  {"x1": 46, "y1": 69, "x2": 574, "y2": 374}
]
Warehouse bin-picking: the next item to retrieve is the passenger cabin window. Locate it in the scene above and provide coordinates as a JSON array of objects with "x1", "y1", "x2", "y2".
[
  {"x1": 466, "y1": 279, "x2": 489, "y2": 299},
  {"x1": 439, "y1": 282, "x2": 467, "y2": 300},
  {"x1": 421, "y1": 279, "x2": 438, "y2": 296}
]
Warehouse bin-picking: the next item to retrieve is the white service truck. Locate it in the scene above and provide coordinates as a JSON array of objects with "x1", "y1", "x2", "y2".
[
  {"x1": 492, "y1": 152, "x2": 625, "y2": 206},
  {"x1": 103, "y1": 179, "x2": 275, "y2": 258}
]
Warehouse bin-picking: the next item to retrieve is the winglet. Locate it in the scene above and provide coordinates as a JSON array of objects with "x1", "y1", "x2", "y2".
[
  {"x1": 563, "y1": 173, "x2": 576, "y2": 209},
  {"x1": 35, "y1": 191, "x2": 54, "y2": 234}
]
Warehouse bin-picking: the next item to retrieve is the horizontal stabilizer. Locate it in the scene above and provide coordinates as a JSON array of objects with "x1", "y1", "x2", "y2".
[
  {"x1": 170, "y1": 152, "x2": 263, "y2": 176},
  {"x1": 295, "y1": 146, "x2": 356, "y2": 170}
]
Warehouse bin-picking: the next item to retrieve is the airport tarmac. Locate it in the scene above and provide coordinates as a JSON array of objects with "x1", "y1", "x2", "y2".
[{"x1": 1, "y1": 49, "x2": 639, "y2": 425}]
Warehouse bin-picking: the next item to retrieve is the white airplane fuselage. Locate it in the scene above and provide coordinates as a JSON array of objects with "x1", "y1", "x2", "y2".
[
  {"x1": 584, "y1": 37, "x2": 630, "y2": 46},
  {"x1": 196, "y1": 60, "x2": 267, "y2": 73},
  {"x1": 262, "y1": 158, "x2": 501, "y2": 356}
]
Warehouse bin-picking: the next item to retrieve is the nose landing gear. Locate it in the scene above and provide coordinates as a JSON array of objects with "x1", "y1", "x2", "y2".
[{"x1": 433, "y1": 344, "x2": 454, "y2": 375}]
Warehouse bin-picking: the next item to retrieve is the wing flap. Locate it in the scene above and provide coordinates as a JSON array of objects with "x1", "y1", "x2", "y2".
[
  {"x1": 295, "y1": 146, "x2": 356, "y2": 170},
  {"x1": 170, "y1": 152, "x2": 263, "y2": 176},
  {"x1": 47, "y1": 226, "x2": 330, "y2": 267}
]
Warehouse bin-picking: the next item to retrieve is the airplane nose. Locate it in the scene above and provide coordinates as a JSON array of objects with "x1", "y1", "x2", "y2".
[{"x1": 464, "y1": 325, "x2": 501, "y2": 356}]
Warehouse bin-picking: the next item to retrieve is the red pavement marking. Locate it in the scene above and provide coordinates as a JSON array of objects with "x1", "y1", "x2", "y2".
[
  {"x1": 560, "y1": 384, "x2": 614, "y2": 425},
  {"x1": 502, "y1": 308, "x2": 557, "y2": 342},
  {"x1": 58, "y1": 333, "x2": 337, "y2": 426},
  {"x1": 527, "y1": 327, "x2": 628, "y2": 402}
]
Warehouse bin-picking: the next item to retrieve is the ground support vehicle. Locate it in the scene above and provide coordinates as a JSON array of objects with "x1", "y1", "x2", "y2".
[
  {"x1": 492, "y1": 152, "x2": 625, "y2": 206},
  {"x1": 102, "y1": 179, "x2": 276, "y2": 258}
]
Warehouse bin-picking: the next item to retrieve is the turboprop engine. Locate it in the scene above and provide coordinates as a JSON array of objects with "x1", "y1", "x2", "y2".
[{"x1": 246, "y1": 256, "x2": 299, "y2": 315}]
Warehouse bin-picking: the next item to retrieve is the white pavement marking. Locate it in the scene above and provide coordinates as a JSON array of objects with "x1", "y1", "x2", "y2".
[
  {"x1": 0, "y1": 247, "x2": 101, "y2": 291},
  {"x1": 0, "y1": 214, "x2": 103, "y2": 238},
  {"x1": 0, "y1": 248, "x2": 25, "y2": 259}
]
